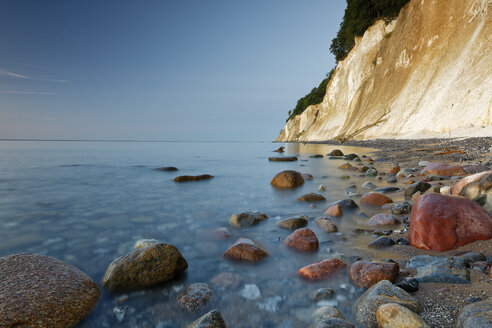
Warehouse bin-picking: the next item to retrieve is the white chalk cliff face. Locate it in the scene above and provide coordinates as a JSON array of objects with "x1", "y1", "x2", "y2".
[{"x1": 277, "y1": 0, "x2": 492, "y2": 141}]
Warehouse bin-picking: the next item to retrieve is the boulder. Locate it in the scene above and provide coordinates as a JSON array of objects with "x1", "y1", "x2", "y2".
[
  {"x1": 457, "y1": 298, "x2": 492, "y2": 328},
  {"x1": 284, "y1": 228, "x2": 319, "y2": 252},
  {"x1": 223, "y1": 238, "x2": 268, "y2": 262},
  {"x1": 328, "y1": 149, "x2": 344, "y2": 156},
  {"x1": 349, "y1": 260, "x2": 399, "y2": 288},
  {"x1": 406, "y1": 255, "x2": 469, "y2": 284},
  {"x1": 186, "y1": 309, "x2": 227, "y2": 328},
  {"x1": 422, "y1": 162, "x2": 466, "y2": 176},
  {"x1": 339, "y1": 163, "x2": 358, "y2": 171},
  {"x1": 271, "y1": 170, "x2": 305, "y2": 188},
  {"x1": 299, "y1": 193, "x2": 326, "y2": 202},
  {"x1": 298, "y1": 258, "x2": 346, "y2": 280},
  {"x1": 268, "y1": 156, "x2": 298, "y2": 162},
  {"x1": 360, "y1": 192, "x2": 393, "y2": 206},
  {"x1": 229, "y1": 212, "x2": 268, "y2": 228},
  {"x1": 0, "y1": 253, "x2": 100, "y2": 327},
  {"x1": 451, "y1": 170, "x2": 492, "y2": 214},
  {"x1": 404, "y1": 181, "x2": 431, "y2": 198},
  {"x1": 354, "y1": 280, "x2": 421, "y2": 328},
  {"x1": 325, "y1": 204, "x2": 343, "y2": 217},
  {"x1": 366, "y1": 214, "x2": 400, "y2": 227},
  {"x1": 273, "y1": 146, "x2": 284, "y2": 153},
  {"x1": 368, "y1": 237, "x2": 395, "y2": 249},
  {"x1": 276, "y1": 216, "x2": 308, "y2": 229},
  {"x1": 174, "y1": 174, "x2": 214, "y2": 182},
  {"x1": 102, "y1": 243, "x2": 188, "y2": 292},
  {"x1": 178, "y1": 283, "x2": 213, "y2": 311},
  {"x1": 409, "y1": 193, "x2": 492, "y2": 251},
  {"x1": 376, "y1": 303, "x2": 429, "y2": 328},
  {"x1": 315, "y1": 217, "x2": 339, "y2": 233}
]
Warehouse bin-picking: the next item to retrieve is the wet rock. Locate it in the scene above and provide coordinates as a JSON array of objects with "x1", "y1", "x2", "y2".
[
  {"x1": 340, "y1": 175, "x2": 350, "y2": 180},
  {"x1": 366, "y1": 214, "x2": 400, "y2": 227},
  {"x1": 406, "y1": 255, "x2": 469, "y2": 284},
  {"x1": 310, "y1": 318, "x2": 355, "y2": 328},
  {"x1": 199, "y1": 227, "x2": 233, "y2": 240},
  {"x1": 273, "y1": 146, "x2": 285, "y2": 153},
  {"x1": 404, "y1": 181, "x2": 431, "y2": 198},
  {"x1": 362, "y1": 181, "x2": 377, "y2": 189},
  {"x1": 102, "y1": 243, "x2": 188, "y2": 292},
  {"x1": 387, "y1": 176, "x2": 397, "y2": 183},
  {"x1": 328, "y1": 199, "x2": 359, "y2": 209},
  {"x1": 376, "y1": 303, "x2": 429, "y2": 328},
  {"x1": 303, "y1": 173, "x2": 314, "y2": 180},
  {"x1": 277, "y1": 216, "x2": 308, "y2": 229},
  {"x1": 223, "y1": 238, "x2": 268, "y2": 262},
  {"x1": 315, "y1": 217, "x2": 339, "y2": 233},
  {"x1": 392, "y1": 202, "x2": 412, "y2": 215},
  {"x1": 186, "y1": 309, "x2": 226, "y2": 328},
  {"x1": 298, "y1": 258, "x2": 347, "y2": 281},
  {"x1": 134, "y1": 239, "x2": 158, "y2": 249},
  {"x1": 155, "y1": 166, "x2": 178, "y2": 171},
  {"x1": 359, "y1": 166, "x2": 370, "y2": 173},
  {"x1": 175, "y1": 174, "x2": 214, "y2": 182},
  {"x1": 312, "y1": 306, "x2": 344, "y2": 321},
  {"x1": 455, "y1": 252, "x2": 486, "y2": 266},
  {"x1": 339, "y1": 163, "x2": 358, "y2": 171},
  {"x1": 389, "y1": 166, "x2": 401, "y2": 174},
  {"x1": 354, "y1": 280, "x2": 421, "y2": 328},
  {"x1": 284, "y1": 228, "x2": 319, "y2": 252},
  {"x1": 360, "y1": 192, "x2": 393, "y2": 207},
  {"x1": 268, "y1": 156, "x2": 298, "y2": 162},
  {"x1": 344, "y1": 154, "x2": 359, "y2": 161},
  {"x1": 422, "y1": 162, "x2": 466, "y2": 176},
  {"x1": 299, "y1": 193, "x2": 326, "y2": 202},
  {"x1": 319, "y1": 184, "x2": 327, "y2": 191},
  {"x1": 396, "y1": 238, "x2": 410, "y2": 245},
  {"x1": 313, "y1": 288, "x2": 335, "y2": 301},
  {"x1": 457, "y1": 298, "x2": 492, "y2": 328},
  {"x1": 257, "y1": 296, "x2": 282, "y2": 312},
  {"x1": 271, "y1": 170, "x2": 305, "y2": 188},
  {"x1": 178, "y1": 283, "x2": 213, "y2": 311},
  {"x1": 229, "y1": 212, "x2": 268, "y2": 228},
  {"x1": 328, "y1": 149, "x2": 344, "y2": 156},
  {"x1": 349, "y1": 260, "x2": 399, "y2": 289},
  {"x1": 375, "y1": 187, "x2": 400, "y2": 194},
  {"x1": 325, "y1": 204, "x2": 343, "y2": 217},
  {"x1": 365, "y1": 168, "x2": 378, "y2": 177},
  {"x1": 395, "y1": 277, "x2": 418, "y2": 292},
  {"x1": 0, "y1": 253, "x2": 100, "y2": 328},
  {"x1": 311, "y1": 154, "x2": 324, "y2": 158},
  {"x1": 210, "y1": 272, "x2": 243, "y2": 289},
  {"x1": 239, "y1": 284, "x2": 261, "y2": 300},
  {"x1": 451, "y1": 170, "x2": 492, "y2": 214},
  {"x1": 368, "y1": 237, "x2": 395, "y2": 249},
  {"x1": 409, "y1": 193, "x2": 492, "y2": 251}
]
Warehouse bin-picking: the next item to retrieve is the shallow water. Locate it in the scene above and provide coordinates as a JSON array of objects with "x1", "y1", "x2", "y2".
[{"x1": 0, "y1": 141, "x2": 409, "y2": 327}]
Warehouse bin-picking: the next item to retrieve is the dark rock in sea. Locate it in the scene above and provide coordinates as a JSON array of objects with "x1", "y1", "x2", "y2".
[
  {"x1": 315, "y1": 217, "x2": 339, "y2": 233},
  {"x1": 406, "y1": 255, "x2": 469, "y2": 284},
  {"x1": 329, "y1": 156, "x2": 344, "y2": 160},
  {"x1": 392, "y1": 202, "x2": 412, "y2": 215},
  {"x1": 178, "y1": 283, "x2": 213, "y2": 311},
  {"x1": 404, "y1": 181, "x2": 431, "y2": 197},
  {"x1": 271, "y1": 170, "x2": 305, "y2": 188},
  {"x1": 155, "y1": 166, "x2": 178, "y2": 171},
  {"x1": 186, "y1": 309, "x2": 226, "y2": 328},
  {"x1": 374, "y1": 187, "x2": 400, "y2": 194},
  {"x1": 210, "y1": 272, "x2": 243, "y2": 289},
  {"x1": 0, "y1": 253, "x2": 100, "y2": 328},
  {"x1": 457, "y1": 298, "x2": 492, "y2": 328},
  {"x1": 395, "y1": 277, "x2": 419, "y2": 292},
  {"x1": 328, "y1": 149, "x2": 344, "y2": 156},
  {"x1": 327, "y1": 199, "x2": 359, "y2": 209},
  {"x1": 349, "y1": 260, "x2": 399, "y2": 289},
  {"x1": 298, "y1": 193, "x2": 326, "y2": 202},
  {"x1": 344, "y1": 154, "x2": 359, "y2": 161},
  {"x1": 268, "y1": 156, "x2": 298, "y2": 162},
  {"x1": 277, "y1": 216, "x2": 308, "y2": 229},
  {"x1": 354, "y1": 280, "x2": 421, "y2": 328},
  {"x1": 303, "y1": 173, "x2": 314, "y2": 180},
  {"x1": 359, "y1": 166, "x2": 371, "y2": 173},
  {"x1": 175, "y1": 174, "x2": 214, "y2": 182},
  {"x1": 284, "y1": 228, "x2": 319, "y2": 252},
  {"x1": 339, "y1": 163, "x2": 358, "y2": 171},
  {"x1": 273, "y1": 146, "x2": 285, "y2": 153},
  {"x1": 223, "y1": 238, "x2": 268, "y2": 262},
  {"x1": 310, "y1": 318, "x2": 355, "y2": 328},
  {"x1": 102, "y1": 243, "x2": 188, "y2": 292},
  {"x1": 313, "y1": 288, "x2": 335, "y2": 301},
  {"x1": 368, "y1": 237, "x2": 395, "y2": 249},
  {"x1": 229, "y1": 212, "x2": 268, "y2": 228},
  {"x1": 310, "y1": 154, "x2": 324, "y2": 158}
]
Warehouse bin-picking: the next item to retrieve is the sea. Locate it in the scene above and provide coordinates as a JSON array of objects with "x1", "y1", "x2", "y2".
[{"x1": 0, "y1": 140, "x2": 406, "y2": 327}]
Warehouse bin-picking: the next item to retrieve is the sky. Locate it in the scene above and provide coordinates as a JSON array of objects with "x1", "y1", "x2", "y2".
[{"x1": 0, "y1": 0, "x2": 346, "y2": 141}]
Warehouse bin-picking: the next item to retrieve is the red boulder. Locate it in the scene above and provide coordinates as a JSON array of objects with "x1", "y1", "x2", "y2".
[
  {"x1": 298, "y1": 258, "x2": 346, "y2": 280},
  {"x1": 422, "y1": 162, "x2": 466, "y2": 176},
  {"x1": 361, "y1": 192, "x2": 393, "y2": 207},
  {"x1": 349, "y1": 260, "x2": 399, "y2": 289},
  {"x1": 284, "y1": 228, "x2": 319, "y2": 252}
]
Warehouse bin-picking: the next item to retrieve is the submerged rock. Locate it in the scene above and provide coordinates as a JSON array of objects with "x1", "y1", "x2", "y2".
[
  {"x1": 178, "y1": 283, "x2": 213, "y2": 311},
  {"x1": 376, "y1": 303, "x2": 429, "y2": 328},
  {"x1": 284, "y1": 228, "x2": 319, "y2": 252},
  {"x1": 325, "y1": 204, "x2": 343, "y2": 217},
  {"x1": 328, "y1": 149, "x2": 344, "y2": 156},
  {"x1": 339, "y1": 163, "x2": 358, "y2": 171},
  {"x1": 102, "y1": 243, "x2": 188, "y2": 292},
  {"x1": 271, "y1": 170, "x2": 305, "y2": 188},
  {"x1": 210, "y1": 272, "x2": 243, "y2": 289},
  {"x1": 223, "y1": 238, "x2": 268, "y2": 262},
  {"x1": 313, "y1": 288, "x2": 335, "y2": 301},
  {"x1": 299, "y1": 193, "x2": 326, "y2": 202},
  {"x1": 186, "y1": 309, "x2": 226, "y2": 328},
  {"x1": 327, "y1": 199, "x2": 359, "y2": 209},
  {"x1": 0, "y1": 253, "x2": 100, "y2": 328},
  {"x1": 277, "y1": 216, "x2": 308, "y2": 229},
  {"x1": 315, "y1": 217, "x2": 339, "y2": 233},
  {"x1": 155, "y1": 166, "x2": 178, "y2": 171},
  {"x1": 229, "y1": 212, "x2": 268, "y2": 228},
  {"x1": 366, "y1": 214, "x2": 400, "y2": 227},
  {"x1": 312, "y1": 306, "x2": 345, "y2": 321},
  {"x1": 175, "y1": 174, "x2": 214, "y2": 182},
  {"x1": 298, "y1": 258, "x2": 346, "y2": 281},
  {"x1": 349, "y1": 260, "x2": 399, "y2": 289},
  {"x1": 269, "y1": 156, "x2": 298, "y2": 162}
]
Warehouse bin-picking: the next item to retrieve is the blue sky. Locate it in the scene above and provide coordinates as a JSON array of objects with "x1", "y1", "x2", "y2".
[{"x1": 0, "y1": 0, "x2": 345, "y2": 141}]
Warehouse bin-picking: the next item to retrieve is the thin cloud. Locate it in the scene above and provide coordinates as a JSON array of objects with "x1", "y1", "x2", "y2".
[
  {"x1": 0, "y1": 68, "x2": 67, "y2": 83},
  {"x1": 0, "y1": 91, "x2": 58, "y2": 95}
]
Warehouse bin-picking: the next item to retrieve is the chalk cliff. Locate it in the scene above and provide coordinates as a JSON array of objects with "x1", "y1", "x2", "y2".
[{"x1": 277, "y1": 0, "x2": 491, "y2": 141}]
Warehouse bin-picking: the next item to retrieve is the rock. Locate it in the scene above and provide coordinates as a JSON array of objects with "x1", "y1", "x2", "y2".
[
  {"x1": 451, "y1": 170, "x2": 492, "y2": 214},
  {"x1": 312, "y1": 306, "x2": 344, "y2": 321},
  {"x1": 422, "y1": 162, "x2": 466, "y2": 176},
  {"x1": 273, "y1": 146, "x2": 285, "y2": 153},
  {"x1": 440, "y1": 186, "x2": 452, "y2": 194},
  {"x1": 406, "y1": 255, "x2": 469, "y2": 284},
  {"x1": 277, "y1": 216, "x2": 308, "y2": 229},
  {"x1": 311, "y1": 154, "x2": 324, "y2": 158},
  {"x1": 298, "y1": 258, "x2": 347, "y2": 280},
  {"x1": 404, "y1": 181, "x2": 431, "y2": 197},
  {"x1": 328, "y1": 149, "x2": 344, "y2": 156},
  {"x1": 362, "y1": 181, "x2": 377, "y2": 189},
  {"x1": 174, "y1": 174, "x2": 214, "y2": 182},
  {"x1": 134, "y1": 238, "x2": 158, "y2": 249},
  {"x1": 198, "y1": 227, "x2": 233, "y2": 240},
  {"x1": 315, "y1": 217, "x2": 339, "y2": 233},
  {"x1": 368, "y1": 237, "x2": 395, "y2": 249},
  {"x1": 155, "y1": 166, "x2": 178, "y2": 171},
  {"x1": 186, "y1": 309, "x2": 226, "y2": 328},
  {"x1": 376, "y1": 303, "x2": 429, "y2": 328},
  {"x1": 313, "y1": 288, "x2": 335, "y2": 301},
  {"x1": 299, "y1": 193, "x2": 326, "y2": 202},
  {"x1": 325, "y1": 204, "x2": 343, "y2": 217},
  {"x1": 457, "y1": 298, "x2": 492, "y2": 328},
  {"x1": 340, "y1": 175, "x2": 350, "y2": 179},
  {"x1": 344, "y1": 154, "x2": 359, "y2": 161},
  {"x1": 359, "y1": 166, "x2": 371, "y2": 173},
  {"x1": 409, "y1": 193, "x2": 492, "y2": 251},
  {"x1": 210, "y1": 272, "x2": 243, "y2": 289},
  {"x1": 373, "y1": 229, "x2": 393, "y2": 236},
  {"x1": 396, "y1": 238, "x2": 410, "y2": 245},
  {"x1": 303, "y1": 173, "x2": 314, "y2": 180},
  {"x1": 229, "y1": 212, "x2": 268, "y2": 228},
  {"x1": 0, "y1": 253, "x2": 100, "y2": 328},
  {"x1": 411, "y1": 191, "x2": 421, "y2": 201},
  {"x1": 223, "y1": 238, "x2": 268, "y2": 262},
  {"x1": 455, "y1": 252, "x2": 486, "y2": 266},
  {"x1": 328, "y1": 199, "x2": 359, "y2": 209},
  {"x1": 395, "y1": 277, "x2": 418, "y2": 292},
  {"x1": 387, "y1": 176, "x2": 397, "y2": 183},
  {"x1": 349, "y1": 260, "x2": 399, "y2": 289},
  {"x1": 102, "y1": 243, "x2": 187, "y2": 292},
  {"x1": 392, "y1": 202, "x2": 412, "y2": 215},
  {"x1": 365, "y1": 168, "x2": 378, "y2": 177},
  {"x1": 361, "y1": 192, "x2": 393, "y2": 206},
  {"x1": 284, "y1": 228, "x2": 319, "y2": 252},
  {"x1": 319, "y1": 184, "x2": 327, "y2": 191},
  {"x1": 239, "y1": 284, "x2": 261, "y2": 300},
  {"x1": 269, "y1": 156, "x2": 298, "y2": 162},
  {"x1": 374, "y1": 187, "x2": 400, "y2": 193},
  {"x1": 470, "y1": 261, "x2": 490, "y2": 272},
  {"x1": 178, "y1": 283, "x2": 213, "y2": 311},
  {"x1": 463, "y1": 164, "x2": 489, "y2": 174},
  {"x1": 339, "y1": 163, "x2": 358, "y2": 171},
  {"x1": 271, "y1": 170, "x2": 305, "y2": 188},
  {"x1": 366, "y1": 214, "x2": 400, "y2": 227},
  {"x1": 389, "y1": 166, "x2": 401, "y2": 174},
  {"x1": 310, "y1": 318, "x2": 354, "y2": 328},
  {"x1": 354, "y1": 280, "x2": 421, "y2": 328}
]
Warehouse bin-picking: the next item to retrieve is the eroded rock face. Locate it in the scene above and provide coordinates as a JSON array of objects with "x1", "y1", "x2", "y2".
[
  {"x1": 376, "y1": 303, "x2": 429, "y2": 328},
  {"x1": 0, "y1": 253, "x2": 100, "y2": 327},
  {"x1": 298, "y1": 258, "x2": 346, "y2": 280},
  {"x1": 186, "y1": 309, "x2": 227, "y2": 328},
  {"x1": 223, "y1": 238, "x2": 268, "y2": 262},
  {"x1": 361, "y1": 192, "x2": 393, "y2": 207},
  {"x1": 284, "y1": 228, "x2": 319, "y2": 252},
  {"x1": 271, "y1": 170, "x2": 305, "y2": 188},
  {"x1": 349, "y1": 260, "x2": 399, "y2": 289},
  {"x1": 409, "y1": 193, "x2": 492, "y2": 252},
  {"x1": 102, "y1": 243, "x2": 188, "y2": 292},
  {"x1": 422, "y1": 162, "x2": 466, "y2": 176},
  {"x1": 178, "y1": 283, "x2": 213, "y2": 311}
]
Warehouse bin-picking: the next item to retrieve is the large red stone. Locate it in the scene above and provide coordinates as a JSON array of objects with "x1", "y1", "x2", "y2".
[
  {"x1": 361, "y1": 192, "x2": 393, "y2": 207},
  {"x1": 349, "y1": 260, "x2": 399, "y2": 289},
  {"x1": 409, "y1": 193, "x2": 492, "y2": 251},
  {"x1": 422, "y1": 162, "x2": 466, "y2": 176},
  {"x1": 284, "y1": 228, "x2": 319, "y2": 252},
  {"x1": 298, "y1": 258, "x2": 346, "y2": 280}
]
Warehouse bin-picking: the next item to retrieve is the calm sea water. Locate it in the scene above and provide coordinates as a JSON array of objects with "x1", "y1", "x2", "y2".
[{"x1": 0, "y1": 141, "x2": 406, "y2": 327}]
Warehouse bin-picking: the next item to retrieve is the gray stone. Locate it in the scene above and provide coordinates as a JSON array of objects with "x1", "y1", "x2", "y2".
[
  {"x1": 405, "y1": 181, "x2": 431, "y2": 197},
  {"x1": 457, "y1": 298, "x2": 492, "y2": 328},
  {"x1": 374, "y1": 187, "x2": 400, "y2": 194},
  {"x1": 362, "y1": 182, "x2": 377, "y2": 189},
  {"x1": 368, "y1": 237, "x2": 395, "y2": 249},
  {"x1": 229, "y1": 212, "x2": 268, "y2": 228},
  {"x1": 406, "y1": 255, "x2": 469, "y2": 284},
  {"x1": 178, "y1": 283, "x2": 213, "y2": 311},
  {"x1": 365, "y1": 169, "x2": 378, "y2": 177},
  {"x1": 310, "y1": 318, "x2": 355, "y2": 328}
]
